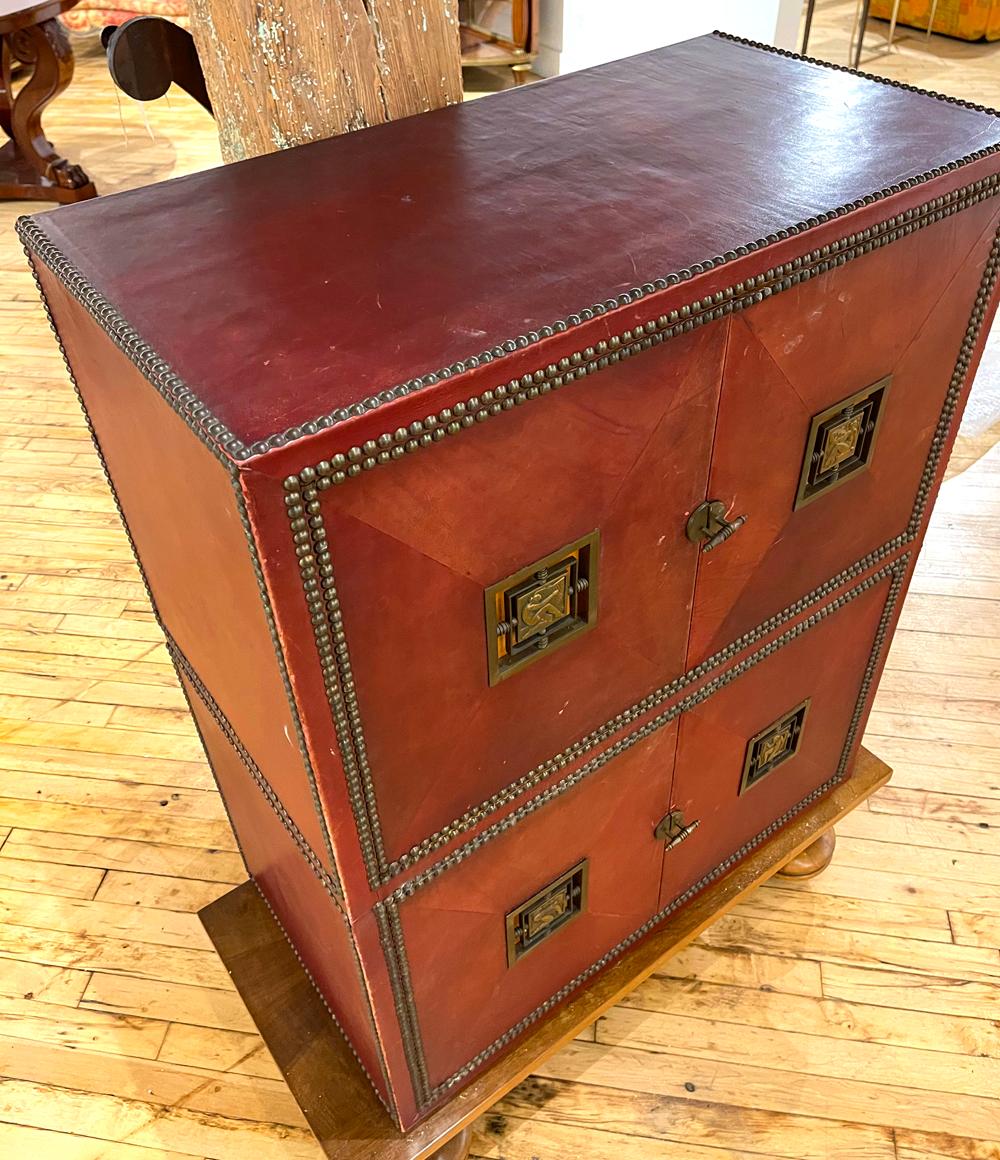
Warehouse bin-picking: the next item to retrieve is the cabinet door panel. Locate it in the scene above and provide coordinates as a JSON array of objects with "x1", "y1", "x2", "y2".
[
  {"x1": 322, "y1": 321, "x2": 726, "y2": 867},
  {"x1": 686, "y1": 200, "x2": 1000, "y2": 664},
  {"x1": 395, "y1": 725, "x2": 677, "y2": 1091},
  {"x1": 661, "y1": 570, "x2": 895, "y2": 910}
]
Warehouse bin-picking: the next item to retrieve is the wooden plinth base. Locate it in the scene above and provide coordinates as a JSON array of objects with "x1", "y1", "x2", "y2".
[{"x1": 199, "y1": 746, "x2": 891, "y2": 1160}]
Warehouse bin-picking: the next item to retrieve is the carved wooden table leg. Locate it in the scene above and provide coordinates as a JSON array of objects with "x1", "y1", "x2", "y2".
[
  {"x1": 776, "y1": 827, "x2": 836, "y2": 880},
  {"x1": 429, "y1": 1126, "x2": 472, "y2": 1160},
  {"x1": 0, "y1": 4, "x2": 96, "y2": 203}
]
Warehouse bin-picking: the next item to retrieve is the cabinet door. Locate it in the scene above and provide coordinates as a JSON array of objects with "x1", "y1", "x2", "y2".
[
  {"x1": 685, "y1": 198, "x2": 1000, "y2": 666},
  {"x1": 660, "y1": 567, "x2": 898, "y2": 911},
  {"x1": 320, "y1": 320, "x2": 727, "y2": 870},
  {"x1": 393, "y1": 725, "x2": 678, "y2": 1094}
]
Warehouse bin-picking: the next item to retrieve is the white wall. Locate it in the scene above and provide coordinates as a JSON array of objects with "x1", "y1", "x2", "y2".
[{"x1": 536, "y1": 0, "x2": 802, "y2": 77}]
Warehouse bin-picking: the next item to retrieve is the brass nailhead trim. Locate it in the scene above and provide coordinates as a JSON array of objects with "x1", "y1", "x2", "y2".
[
  {"x1": 21, "y1": 240, "x2": 343, "y2": 896},
  {"x1": 712, "y1": 28, "x2": 1000, "y2": 116},
  {"x1": 169, "y1": 638, "x2": 396, "y2": 1116},
  {"x1": 289, "y1": 209, "x2": 1000, "y2": 889},
  {"x1": 228, "y1": 478, "x2": 342, "y2": 885},
  {"x1": 16, "y1": 217, "x2": 246, "y2": 462},
  {"x1": 385, "y1": 557, "x2": 910, "y2": 1110},
  {"x1": 374, "y1": 902, "x2": 434, "y2": 1109},
  {"x1": 282, "y1": 475, "x2": 388, "y2": 887},
  {"x1": 285, "y1": 176, "x2": 1000, "y2": 489},
  {"x1": 167, "y1": 636, "x2": 346, "y2": 910},
  {"x1": 254, "y1": 884, "x2": 398, "y2": 1124},
  {"x1": 388, "y1": 557, "x2": 908, "y2": 903},
  {"x1": 15, "y1": 41, "x2": 1000, "y2": 465}
]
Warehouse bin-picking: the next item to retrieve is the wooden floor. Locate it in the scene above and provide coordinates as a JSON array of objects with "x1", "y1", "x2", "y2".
[{"x1": 1, "y1": 4, "x2": 999, "y2": 1157}]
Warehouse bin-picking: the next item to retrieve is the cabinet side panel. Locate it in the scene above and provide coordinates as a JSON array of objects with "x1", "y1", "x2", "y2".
[
  {"x1": 178, "y1": 671, "x2": 407, "y2": 1121},
  {"x1": 33, "y1": 263, "x2": 339, "y2": 884}
]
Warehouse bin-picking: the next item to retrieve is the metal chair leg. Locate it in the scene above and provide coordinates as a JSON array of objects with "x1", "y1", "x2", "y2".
[
  {"x1": 801, "y1": 0, "x2": 816, "y2": 54},
  {"x1": 887, "y1": 0, "x2": 902, "y2": 50},
  {"x1": 852, "y1": 0, "x2": 872, "y2": 68}
]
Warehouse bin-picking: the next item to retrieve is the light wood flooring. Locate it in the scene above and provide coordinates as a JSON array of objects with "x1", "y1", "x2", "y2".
[{"x1": 1, "y1": 4, "x2": 1000, "y2": 1157}]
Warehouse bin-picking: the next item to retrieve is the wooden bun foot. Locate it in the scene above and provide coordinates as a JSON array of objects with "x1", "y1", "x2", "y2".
[
  {"x1": 430, "y1": 1126, "x2": 472, "y2": 1160},
  {"x1": 776, "y1": 828, "x2": 836, "y2": 880}
]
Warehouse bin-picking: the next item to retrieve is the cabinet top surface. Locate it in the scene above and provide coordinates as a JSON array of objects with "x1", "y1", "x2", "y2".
[{"x1": 25, "y1": 33, "x2": 1000, "y2": 459}]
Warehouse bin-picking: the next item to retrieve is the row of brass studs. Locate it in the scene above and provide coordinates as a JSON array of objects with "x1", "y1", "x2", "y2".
[
  {"x1": 222, "y1": 148, "x2": 1000, "y2": 457},
  {"x1": 373, "y1": 901, "x2": 434, "y2": 1109},
  {"x1": 253, "y1": 884, "x2": 398, "y2": 1124},
  {"x1": 297, "y1": 203, "x2": 1000, "y2": 889},
  {"x1": 283, "y1": 176, "x2": 1000, "y2": 490},
  {"x1": 168, "y1": 636, "x2": 396, "y2": 1117},
  {"x1": 283, "y1": 476, "x2": 389, "y2": 886},
  {"x1": 20, "y1": 247, "x2": 161, "y2": 616},
  {"x1": 15, "y1": 217, "x2": 246, "y2": 463},
  {"x1": 411, "y1": 556, "x2": 912, "y2": 1106},
  {"x1": 228, "y1": 478, "x2": 343, "y2": 889},
  {"x1": 21, "y1": 236, "x2": 345, "y2": 898},
  {"x1": 712, "y1": 29, "x2": 1000, "y2": 115},
  {"x1": 16, "y1": 121, "x2": 1000, "y2": 466},
  {"x1": 907, "y1": 227, "x2": 1000, "y2": 538},
  {"x1": 167, "y1": 636, "x2": 347, "y2": 913},
  {"x1": 387, "y1": 557, "x2": 907, "y2": 906},
  {"x1": 834, "y1": 568, "x2": 907, "y2": 783},
  {"x1": 386, "y1": 536, "x2": 907, "y2": 878}
]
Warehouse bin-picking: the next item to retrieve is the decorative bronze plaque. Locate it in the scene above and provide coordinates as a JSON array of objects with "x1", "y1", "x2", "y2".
[
  {"x1": 505, "y1": 860, "x2": 588, "y2": 966},
  {"x1": 484, "y1": 531, "x2": 599, "y2": 685},
  {"x1": 739, "y1": 698, "x2": 811, "y2": 794},
  {"x1": 794, "y1": 377, "x2": 890, "y2": 509}
]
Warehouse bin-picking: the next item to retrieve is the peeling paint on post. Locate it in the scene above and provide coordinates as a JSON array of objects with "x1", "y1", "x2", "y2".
[{"x1": 189, "y1": 0, "x2": 462, "y2": 163}]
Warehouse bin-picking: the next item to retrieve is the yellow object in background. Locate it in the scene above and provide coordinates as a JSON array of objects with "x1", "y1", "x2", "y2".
[{"x1": 870, "y1": 0, "x2": 1000, "y2": 39}]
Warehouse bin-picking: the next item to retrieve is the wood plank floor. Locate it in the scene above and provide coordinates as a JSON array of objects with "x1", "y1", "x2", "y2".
[{"x1": 1, "y1": 4, "x2": 999, "y2": 1157}]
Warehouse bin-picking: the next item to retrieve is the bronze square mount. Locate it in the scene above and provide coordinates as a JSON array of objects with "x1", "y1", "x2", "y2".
[
  {"x1": 484, "y1": 530, "x2": 599, "y2": 685},
  {"x1": 794, "y1": 377, "x2": 890, "y2": 509},
  {"x1": 740, "y1": 698, "x2": 811, "y2": 795},
  {"x1": 505, "y1": 859, "x2": 589, "y2": 966}
]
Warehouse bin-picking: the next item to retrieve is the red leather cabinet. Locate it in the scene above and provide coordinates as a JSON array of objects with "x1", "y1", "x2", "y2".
[{"x1": 20, "y1": 33, "x2": 1000, "y2": 1129}]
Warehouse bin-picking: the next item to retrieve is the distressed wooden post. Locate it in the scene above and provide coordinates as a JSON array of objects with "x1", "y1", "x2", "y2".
[{"x1": 188, "y1": 0, "x2": 462, "y2": 162}]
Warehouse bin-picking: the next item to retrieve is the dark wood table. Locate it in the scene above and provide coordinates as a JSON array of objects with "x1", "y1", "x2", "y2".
[{"x1": 0, "y1": 0, "x2": 95, "y2": 201}]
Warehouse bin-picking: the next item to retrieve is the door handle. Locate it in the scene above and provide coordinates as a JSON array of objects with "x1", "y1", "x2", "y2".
[
  {"x1": 654, "y1": 809, "x2": 700, "y2": 850},
  {"x1": 686, "y1": 500, "x2": 747, "y2": 553}
]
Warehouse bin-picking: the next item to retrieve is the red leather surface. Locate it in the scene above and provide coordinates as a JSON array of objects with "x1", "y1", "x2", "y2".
[
  {"x1": 23, "y1": 32, "x2": 1000, "y2": 1128},
  {"x1": 686, "y1": 199, "x2": 1000, "y2": 664},
  {"x1": 308, "y1": 322, "x2": 724, "y2": 867},
  {"x1": 29, "y1": 36, "x2": 1000, "y2": 449},
  {"x1": 396, "y1": 724, "x2": 678, "y2": 1090},
  {"x1": 180, "y1": 672, "x2": 411, "y2": 1122},
  {"x1": 663, "y1": 571, "x2": 894, "y2": 908},
  {"x1": 36, "y1": 265, "x2": 340, "y2": 882}
]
